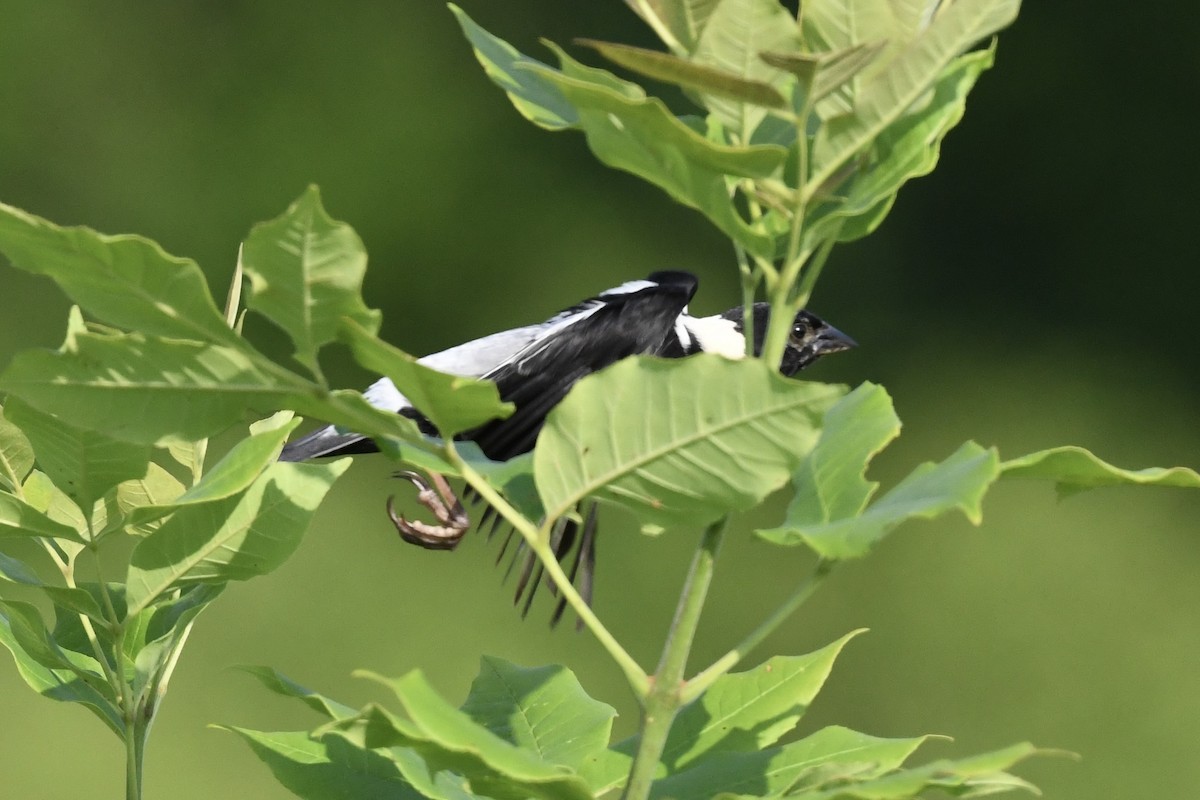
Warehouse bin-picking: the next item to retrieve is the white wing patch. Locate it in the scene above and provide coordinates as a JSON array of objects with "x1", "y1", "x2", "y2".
[{"x1": 685, "y1": 315, "x2": 746, "y2": 359}]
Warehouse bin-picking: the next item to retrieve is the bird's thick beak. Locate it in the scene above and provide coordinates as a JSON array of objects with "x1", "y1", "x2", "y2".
[{"x1": 814, "y1": 324, "x2": 857, "y2": 355}]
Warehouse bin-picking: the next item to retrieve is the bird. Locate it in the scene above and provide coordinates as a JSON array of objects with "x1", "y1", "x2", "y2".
[{"x1": 280, "y1": 270, "x2": 856, "y2": 622}]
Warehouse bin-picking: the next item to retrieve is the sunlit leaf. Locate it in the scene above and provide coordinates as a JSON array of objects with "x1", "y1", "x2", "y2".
[
  {"x1": 0, "y1": 489, "x2": 86, "y2": 542},
  {"x1": 578, "y1": 39, "x2": 785, "y2": 108},
  {"x1": 760, "y1": 440, "x2": 1001, "y2": 559},
  {"x1": 450, "y1": 4, "x2": 579, "y2": 130},
  {"x1": 656, "y1": 632, "x2": 863, "y2": 769},
  {"x1": 692, "y1": 0, "x2": 801, "y2": 137},
  {"x1": 1001, "y1": 445, "x2": 1200, "y2": 498},
  {"x1": 536, "y1": 355, "x2": 844, "y2": 529},
  {"x1": 238, "y1": 665, "x2": 359, "y2": 720},
  {"x1": 241, "y1": 186, "x2": 381, "y2": 376},
  {"x1": 0, "y1": 200, "x2": 238, "y2": 346},
  {"x1": 810, "y1": 0, "x2": 1020, "y2": 191},
  {"x1": 126, "y1": 460, "x2": 350, "y2": 611},
  {"x1": 622, "y1": 0, "x2": 720, "y2": 54},
  {"x1": 0, "y1": 404, "x2": 34, "y2": 492},
  {"x1": 460, "y1": 656, "x2": 616, "y2": 772},
  {"x1": 339, "y1": 319, "x2": 511, "y2": 437},
  {"x1": 359, "y1": 669, "x2": 594, "y2": 800},
  {"x1": 5, "y1": 399, "x2": 150, "y2": 515}
]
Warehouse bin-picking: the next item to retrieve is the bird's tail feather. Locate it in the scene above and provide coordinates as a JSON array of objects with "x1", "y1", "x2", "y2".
[{"x1": 278, "y1": 426, "x2": 378, "y2": 462}]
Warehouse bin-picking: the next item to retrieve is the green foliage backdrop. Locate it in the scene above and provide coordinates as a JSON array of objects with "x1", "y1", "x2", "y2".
[{"x1": 0, "y1": 3, "x2": 1196, "y2": 799}]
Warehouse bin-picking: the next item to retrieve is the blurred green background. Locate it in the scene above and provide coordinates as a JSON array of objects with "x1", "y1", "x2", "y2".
[{"x1": 1, "y1": 2, "x2": 1197, "y2": 798}]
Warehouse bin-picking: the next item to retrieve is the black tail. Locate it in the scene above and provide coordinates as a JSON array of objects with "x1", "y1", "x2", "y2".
[{"x1": 278, "y1": 426, "x2": 379, "y2": 462}]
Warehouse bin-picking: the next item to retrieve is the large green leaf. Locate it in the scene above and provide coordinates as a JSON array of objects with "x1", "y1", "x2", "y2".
[
  {"x1": 0, "y1": 489, "x2": 86, "y2": 542},
  {"x1": 809, "y1": 0, "x2": 1020, "y2": 192},
  {"x1": 657, "y1": 632, "x2": 862, "y2": 770},
  {"x1": 691, "y1": 0, "x2": 801, "y2": 138},
  {"x1": 5, "y1": 399, "x2": 151, "y2": 516},
  {"x1": 0, "y1": 603, "x2": 122, "y2": 736},
  {"x1": 460, "y1": 656, "x2": 616, "y2": 773},
  {"x1": 241, "y1": 186, "x2": 381, "y2": 376},
  {"x1": 0, "y1": 404, "x2": 34, "y2": 492},
  {"x1": 0, "y1": 200, "x2": 238, "y2": 346},
  {"x1": 222, "y1": 727, "x2": 431, "y2": 800},
  {"x1": 0, "y1": 553, "x2": 105, "y2": 620},
  {"x1": 450, "y1": 4, "x2": 579, "y2": 130},
  {"x1": 358, "y1": 670, "x2": 594, "y2": 800},
  {"x1": 126, "y1": 459, "x2": 349, "y2": 611},
  {"x1": 535, "y1": 355, "x2": 844, "y2": 529},
  {"x1": 761, "y1": 441, "x2": 1000, "y2": 559},
  {"x1": 649, "y1": 725, "x2": 930, "y2": 799},
  {"x1": 1001, "y1": 445, "x2": 1200, "y2": 498},
  {"x1": 339, "y1": 319, "x2": 512, "y2": 437}
]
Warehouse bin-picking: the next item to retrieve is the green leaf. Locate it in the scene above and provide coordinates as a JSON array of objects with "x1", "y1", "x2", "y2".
[
  {"x1": 221, "y1": 727, "x2": 432, "y2": 800},
  {"x1": 535, "y1": 355, "x2": 844, "y2": 529},
  {"x1": 623, "y1": 0, "x2": 721, "y2": 54},
  {"x1": 0, "y1": 404, "x2": 34, "y2": 492},
  {"x1": 5, "y1": 398, "x2": 151, "y2": 515},
  {"x1": 761, "y1": 40, "x2": 890, "y2": 103},
  {"x1": 460, "y1": 656, "x2": 617, "y2": 772},
  {"x1": 450, "y1": 4, "x2": 579, "y2": 130},
  {"x1": 239, "y1": 665, "x2": 359, "y2": 720},
  {"x1": 810, "y1": 0, "x2": 1020, "y2": 192},
  {"x1": 0, "y1": 489, "x2": 86, "y2": 541},
  {"x1": 769, "y1": 383, "x2": 901, "y2": 531},
  {"x1": 0, "y1": 602, "x2": 122, "y2": 736},
  {"x1": 762, "y1": 440, "x2": 1001, "y2": 559},
  {"x1": 242, "y1": 186, "x2": 381, "y2": 376},
  {"x1": 126, "y1": 415, "x2": 301, "y2": 526},
  {"x1": 533, "y1": 64, "x2": 786, "y2": 258},
  {"x1": 360, "y1": 669, "x2": 594, "y2": 800},
  {"x1": 578, "y1": 39, "x2": 786, "y2": 108},
  {"x1": 657, "y1": 632, "x2": 863, "y2": 769},
  {"x1": 114, "y1": 462, "x2": 187, "y2": 532},
  {"x1": 126, "y1": 459, "x2": 350, "y2": 611},
  {"x1": 1001, "y1": 445, "x2": 1200, "y2": 498},
  {"x1": 339, "y1": 319, "x2": 512, "y2": 437},
  {"x1": 0, "y1": 554, "x2": 105, "y2": 619},
  {"x1": 0, "y1": 200, "x2": 238, "y2": 346},
  {"x1": 131, "y1": 583, "x2": 225, "y2": 698},
  {"x1": 691, "y1": 0, "x2": 802, "y2": 138},
  {"x1": 807, "y1": 47, "x2": 995, "y2": 248},
  {"x1": 650, "y1": 725, "x2": 930, "y2": 799}
]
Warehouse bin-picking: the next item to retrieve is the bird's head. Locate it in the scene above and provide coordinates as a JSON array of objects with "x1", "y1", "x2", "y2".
[{"x1": 723, "y1": 303, "x2": 857, "y2": 377}]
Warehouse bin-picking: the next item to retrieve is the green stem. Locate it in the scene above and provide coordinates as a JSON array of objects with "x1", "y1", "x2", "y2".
[
  {"x1": 451, "y1": 453, "x2": 649, "y2": 697},
  {"x1": 621, "y1": 517, "x2": 727, "y2": 800},
  {"x1": 683, "y1": 559, "x2": 832, "y2": 703},
  {"x1": 125, "y1": 715, "x2": 146, "y2": 800}
]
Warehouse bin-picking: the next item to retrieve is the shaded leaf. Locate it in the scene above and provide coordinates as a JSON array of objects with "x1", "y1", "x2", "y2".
[
  {"x1": 1001, "y1": 445, "x2": 1200, "y2": 498},
  {"x1": 579, "y1": 39, "x2": 785, "y2": 108},
  {"x1": 535, "y1": 355, "x2": 844, "y2": 529},
  {"x1": 0, "y1": 554, "x2": 105, "y2": 619},
  {"x1": 0, "y1": 200, "x2": 238, "y2": 346},
  {"x1": 450, "y1": 4, "x2": 579, "y2": 130},
  {"x1": 460, "y1": 656, "x2": 616, "y2": 772},
  {"x1": 761, "y1": 40, "x2": 890, "y2": 103},
  {"x1": 242, "y1": 186, "x2": 381, "y2": 375},
  {"x1": 114, "y1": 462, "x2": 187, "y2": 532},
  {"x1": 0, "y1": 603, "x2": 122, "y2": 736},
  {"x1": 126, "y1": 460, "x2": 350, "y2": 611},
  {"x1": 0, "y1": 489, "x2": 86, "y2": 542},
  {"x1": 339, "y1": 319, "x2": 512, "y2": 437},
  {"x1": 5, "y1": 398, "x2": 150, "y2": 515},
  {"x1": 761, "y1": 441, "x2": 1000, "y2": 559}
]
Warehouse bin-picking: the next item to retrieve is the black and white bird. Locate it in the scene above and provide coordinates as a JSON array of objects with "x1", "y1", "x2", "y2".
[{"x1": 280, "y1": 270, "x2": 855, "y2": 621}]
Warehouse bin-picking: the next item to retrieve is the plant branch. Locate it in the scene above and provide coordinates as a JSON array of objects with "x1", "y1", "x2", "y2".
[
  {"x1": 622, "y1": 517, "x2": 727, "y2": 800},
  {"x1": 683, "y1": 559, "x2": 832, "y2": 703},
  {"x1": 450, "y1": 448, "x2": 649, "y2": 697}
]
